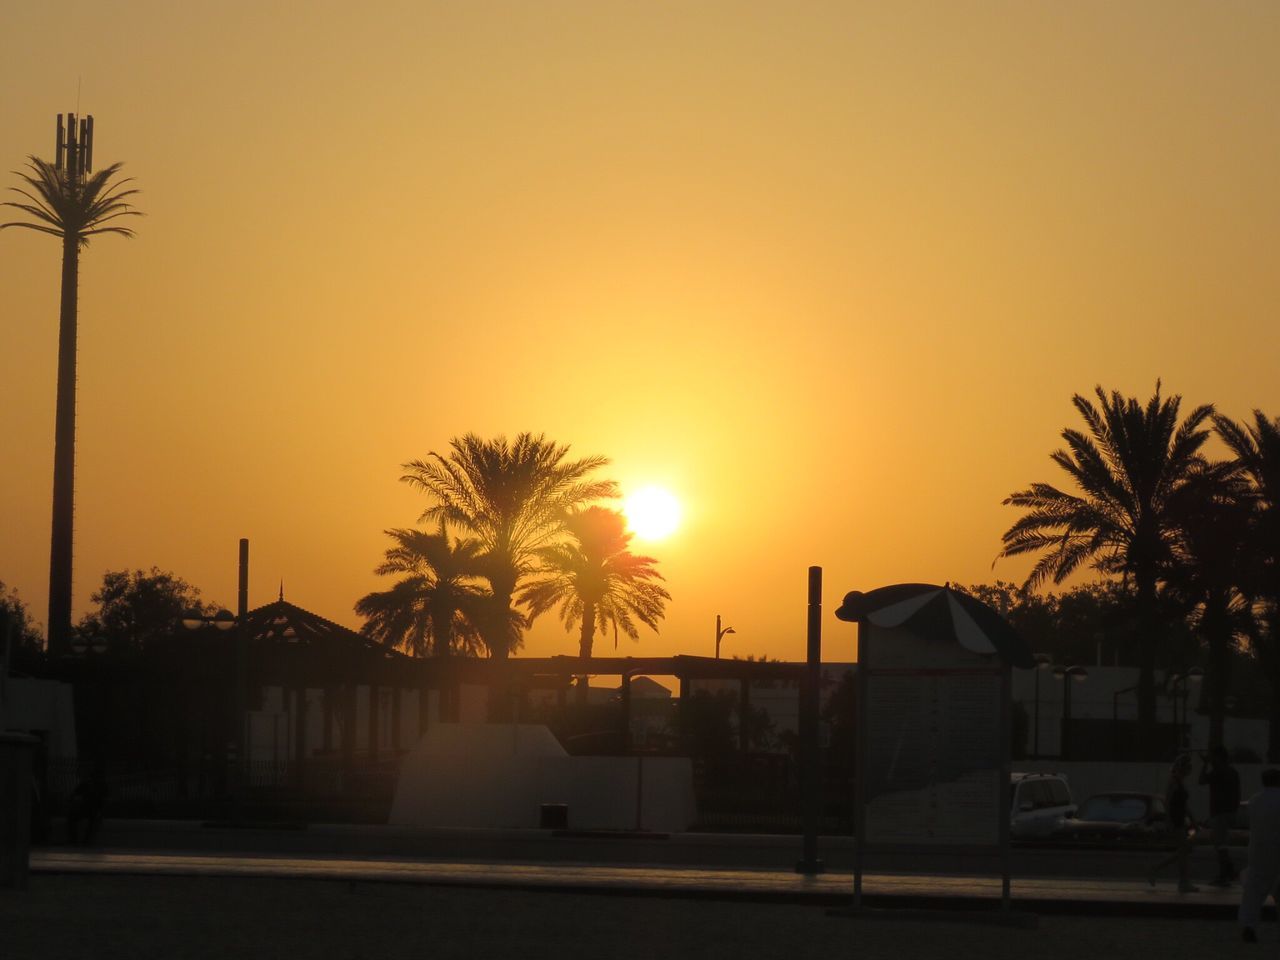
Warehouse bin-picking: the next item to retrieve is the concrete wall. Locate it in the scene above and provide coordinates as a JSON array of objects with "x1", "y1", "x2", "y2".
[
  {"x1": 536, "y1": 756, "x2": 696, "y2": 833},
  {"x1": 389, "y1": 722, "x2": 696, "y2": 832}
]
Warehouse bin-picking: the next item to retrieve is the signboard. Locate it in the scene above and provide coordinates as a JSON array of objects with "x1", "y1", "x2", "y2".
[
  {"x1": 851, "y1": 616, "x2": 1014, "y2": 909},
  {"x1": 861, "y1": 660, "x2": 1004, "y2": 845}
]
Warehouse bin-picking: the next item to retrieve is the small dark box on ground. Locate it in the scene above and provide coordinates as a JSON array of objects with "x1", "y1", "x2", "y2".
[{"x1": 539, "y1": 803, "x2": 568, "y2": 830}]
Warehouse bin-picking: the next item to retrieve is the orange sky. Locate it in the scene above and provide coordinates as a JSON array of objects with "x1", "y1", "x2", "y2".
[{"x1": 3, "y1": 2, "x2": 1278, "y2": 662}]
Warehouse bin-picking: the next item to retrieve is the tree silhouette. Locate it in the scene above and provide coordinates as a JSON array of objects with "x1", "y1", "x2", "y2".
[
  {"x1": 355, "y1": 525, "x2": 488, "y2": 657},
  {"x1": 3, "y1": 131, "x2": 140, "y2": 656},
  {"x1": 521, "y1": 506, "x2": 670, "y2": 660},
  {"x1": 1214, "y1": 411, "x2": 1280, "y2": 754},
  {"x1": 401, "y1": 433, "x2": 617, "y2": 658},
  {"x1": 1163, "y1": 462, "x2": 1252, "y2": 750},
  {"x1": 999, "y1": 384, "x2": 1213, "y2": 741},
  {"x1": 77, "y1": 567, "x2": 212, "y2": 653}
]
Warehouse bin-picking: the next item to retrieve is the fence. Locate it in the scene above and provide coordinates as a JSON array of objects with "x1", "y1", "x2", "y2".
[{"x1": 41, "y1": 754, "x2": 404, "y2": 821}]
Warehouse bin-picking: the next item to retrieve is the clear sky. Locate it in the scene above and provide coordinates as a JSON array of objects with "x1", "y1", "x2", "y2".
[{"x1": 3, "y1": 2, "x2": 1278, "y2": 662}]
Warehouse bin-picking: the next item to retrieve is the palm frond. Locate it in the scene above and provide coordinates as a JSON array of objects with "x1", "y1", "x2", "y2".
[{"x1": 3, "y1": 155, "x2": 140, "y2": 245}]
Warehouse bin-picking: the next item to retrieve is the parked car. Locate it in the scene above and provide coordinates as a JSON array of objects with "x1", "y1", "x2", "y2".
[
  {"x1": 1050, "y1": 792, "x2": 1169, "y2": 846},
  {"x1": 1010, "y1": 773, "x2": 1075, "y2": 839}
]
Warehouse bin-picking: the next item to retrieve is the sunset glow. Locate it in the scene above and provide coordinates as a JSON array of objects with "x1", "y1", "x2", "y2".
[
  {"x1": 623, "y1": 487, "x2": 682, "y2": 542},
  {"x1": 1, "y1": 3, "x2": 1278, "y2": 662}
]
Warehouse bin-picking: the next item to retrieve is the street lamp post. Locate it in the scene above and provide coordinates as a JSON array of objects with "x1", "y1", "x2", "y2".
[
  {"x1": 181, "y1": 606, "x2": 239, "y2": 802},
  {"x1": 1032, "y1": 653, "x2": 1052, "y2": 759},
  {"x1": 1052, "y1": 664, "x2": 1088, "y2": 760},
  {"x1": 715, "y1": 615, "x2": 735, "y2": 660},
  {"x1": 181, "y1": 538, "x2": 250, "y2": 814}
]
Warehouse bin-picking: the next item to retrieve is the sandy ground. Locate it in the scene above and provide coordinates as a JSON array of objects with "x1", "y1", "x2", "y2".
[{"x1": 0, "y1": 874, "x2": 1266, "y2": 960}]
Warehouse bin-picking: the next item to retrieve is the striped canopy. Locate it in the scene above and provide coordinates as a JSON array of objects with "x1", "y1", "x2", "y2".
[{"x1": 834, "y1": 582, "x2": 1034, "y2": 669}]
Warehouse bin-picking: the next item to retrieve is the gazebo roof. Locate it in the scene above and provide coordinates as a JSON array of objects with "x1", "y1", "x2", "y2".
[{"x1": 242, "y1": 598, "x2": 408, "y2": 661}]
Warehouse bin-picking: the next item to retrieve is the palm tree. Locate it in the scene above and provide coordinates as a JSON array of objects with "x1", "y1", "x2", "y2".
[
  {"x1": 999, "y1": 384, "x2": 1214, "y2": 742},
  {"x1": 401, "y1": 433, "x2": 618, "y2": 658},
  {"x1": 1164, "y1": 462, "x2": 1252, "y2": 750},
  {"x1": 521, "y1": 507, "x2": 670, "y2": 700},
  {"x1": 3, "y1": 143, "x2": 140, "y2": 656},
  {"x1": 1215, "y1": 411, "x2": 1280, "y2": 594},
  {"x1": 1215, "y1": 411, "x2": 1280, "y2": 755},
  {"x1": 354, "y1": 525, "x2": 488, "y2": 657}
]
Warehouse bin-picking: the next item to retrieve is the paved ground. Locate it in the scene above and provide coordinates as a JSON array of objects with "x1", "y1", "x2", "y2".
[
  {"x1": 27, "y1": 848, "x2": 1249, "y2": 916},
  {"x1": 46, "y1": 816, "x2": 1240, "y2": 879},
  {"x1": 0, "y1": 873, "x2": 1270, "y2": 960}
]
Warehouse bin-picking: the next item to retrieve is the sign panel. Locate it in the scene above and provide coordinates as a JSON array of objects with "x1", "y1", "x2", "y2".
[
  {"x1": 857, "y1": 624, "x2": 1007, "y2": 849},
  {"x1": 862, "y1": 670, "x2": 1003, "y2": 845}
]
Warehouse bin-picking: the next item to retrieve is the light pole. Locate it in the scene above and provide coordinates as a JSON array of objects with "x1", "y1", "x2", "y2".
[
  {"x1": 181, "y1": 606, "x2": 239, "y2": 801},
  {"x1": 1032, "y1": 653, "x2": 1052, "y2": 759},
  {"x1": 715, "y1": 615, "x2": 735, "y2": 660},
  {"x1": 1167, "y1": 667, "x2": 1205, "y2": 750},
  {"x1": 1052, "y1": 664, "x2": 1088, "y2": 759},
  {"x1": 181, "y1": 538, "x2": 250, "y2": 813}
]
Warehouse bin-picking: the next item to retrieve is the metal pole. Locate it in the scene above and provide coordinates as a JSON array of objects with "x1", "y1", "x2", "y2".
[
  {"x1": 853, "y1": 625, "x2": 867, "y2": 910},
  {"x1": 1033, "y1": 667, "x2": 1040, "y2": 759},
  {"x1": 1112, "y1": 691, "x2": 1119, "y2": 761},
  {"x1": 715, "y1": 614, "x2": 721, "y2": 659},
  {"x1": 0, "y1": 613, "x2": 12, "y2": 732},
  {"x1": 235, "y1": 538, "x2": 249, "y2": 813},
  {"x1": 1062, "y1": 674, "x2": 1072, "y2": 760},
  {"x1": 635, "y1": 754, "x2": 644, "y2": 832},
  {"x1": 796, "y1": 566, "x2": 824, "y2": 874},
  {"x1": 1000, "y1": 665, "x2": 1012, "y2": 911}
]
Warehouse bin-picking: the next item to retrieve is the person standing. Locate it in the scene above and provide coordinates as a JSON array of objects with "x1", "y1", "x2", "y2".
[
  {"x1": 1149, "y1": 753, "x2": 1199, "y2": 893},
  {"x1": 1240, "y1": 769, "x2": 1280, "y2": 943},
  {"x1": 67, "y1": 763, "x2": 108, "y2": 845},
  {"x1": 1201, "y1": 746, "x2": 1242, "y2": 885}
]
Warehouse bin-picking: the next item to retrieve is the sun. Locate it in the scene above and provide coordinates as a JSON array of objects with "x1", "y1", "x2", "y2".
[{"x1": 623, "y1": 486, "x2": 682, "y2": 541}]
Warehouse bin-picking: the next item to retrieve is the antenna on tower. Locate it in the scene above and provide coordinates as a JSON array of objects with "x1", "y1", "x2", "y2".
[{"x1": 54, "y1": 111, "x2": 94, "y2": 181}]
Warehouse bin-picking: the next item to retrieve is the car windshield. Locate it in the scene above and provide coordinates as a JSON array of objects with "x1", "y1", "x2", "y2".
[{"x1": 1076, "y1": 796, "x2": 1148, "y2": 822}]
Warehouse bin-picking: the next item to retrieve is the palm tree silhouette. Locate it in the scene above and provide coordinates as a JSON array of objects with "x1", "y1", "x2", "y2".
[
  {"x1": 1164, "y1": 462, "x2": 1251, "y2": 750},
  {"x1": 1215, "y1": 411, "x2": 1280, "y2": 587},
  {"x1": 521, "y1": 506, "x2": 670, "y2": 663},
  {"x1": 3, "y1": 141, "x2": 140, "y2": 655},
  {"x1": 1215, "y1": 411, "x2": 1280, "y2": 754},
  {"x1": 999, "y1": 384, "x2": 1213, "y2": 740},
  {"x1": 355, "y1": 526, "x2": 488, "y2": 658},
  {"x1": 401, "y1": 433, "x2": 618, "y2": 658}
]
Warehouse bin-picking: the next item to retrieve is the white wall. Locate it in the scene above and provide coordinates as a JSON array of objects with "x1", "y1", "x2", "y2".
[
  {"x1": 390, "y1": 722, "x2": 696, "y2": 832},
  {"x1": 1013, "y1": 665, "x2": 1270, "y2": 759}
]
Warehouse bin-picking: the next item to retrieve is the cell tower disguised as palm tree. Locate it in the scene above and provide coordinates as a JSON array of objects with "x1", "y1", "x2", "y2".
[{"x1": 2, "y1": 115, "x2": 140, "y2": 655}]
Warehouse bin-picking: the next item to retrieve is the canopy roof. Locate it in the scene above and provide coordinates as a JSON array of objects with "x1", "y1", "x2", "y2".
[{"x1": 835, "y1": 582, "x2": 1034, "y2": 669}]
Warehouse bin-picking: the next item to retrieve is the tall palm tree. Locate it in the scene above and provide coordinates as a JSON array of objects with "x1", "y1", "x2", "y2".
[
  {"x1": 401, "y1": 433, "x2": 618, "y2": 658},
  {"x1": 355, "y1": 525, "x2": 488, "y2": 657},
  {"x1": 999, "y1": 384, "x2": 1214, "y2": 741},
  {"x1": 3, "y1": 145, "x2": 140, "y2": 655},
  {"x1": 1164, "y1": 461, "x2": 1252, "y2": 750},
  {"x1": 1215, "y1": 411, "x2": 1280, "y2": 755},
  {"x1": 1215, "y1": 411, "x2": 1280, "y2": 593},
  {"x1": 521, "y1": 506, "x2": 670, "y2": 659}
]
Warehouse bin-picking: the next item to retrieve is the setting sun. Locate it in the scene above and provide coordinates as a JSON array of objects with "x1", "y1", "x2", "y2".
[{"x1": 623, "y1": 486, "x2": 682, "y2": 541}]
